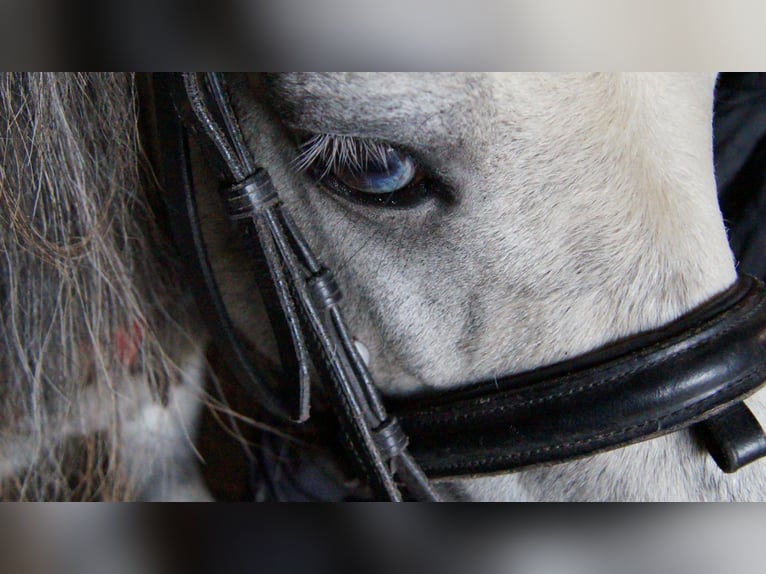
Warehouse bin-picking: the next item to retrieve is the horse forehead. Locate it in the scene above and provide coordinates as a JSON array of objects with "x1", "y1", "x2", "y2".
[
  {"x1": 262, "y1": 73, "x2": 716, "y2": 159},
  {"x1": 265, "y1": 72, "x2": 491, "y2": 139},
  {"x1": 268, "y1": 72, "x2": 488, "y2": 109},
  {"x1": 264, "y1": 73, "x2": 629, "y2": 150},
  {"x1": 271, "y1": 71, "x2": 714, "y2": 108},
  {"x1": 268, "y1": 72, "x2": 593, "y2": 119}
]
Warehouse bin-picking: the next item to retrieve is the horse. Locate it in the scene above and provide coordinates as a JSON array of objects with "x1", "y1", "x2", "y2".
[{"x1": 2, "y1": 72, "x2": 766, "y2": 501}]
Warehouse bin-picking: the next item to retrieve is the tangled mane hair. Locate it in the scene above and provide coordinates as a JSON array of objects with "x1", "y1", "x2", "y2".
[{"x1": 0, "y1": 73, "x2": 199, "y2": 500}]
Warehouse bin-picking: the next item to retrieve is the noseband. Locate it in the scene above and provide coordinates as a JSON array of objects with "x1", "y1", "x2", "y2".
[{"x1": 151, "y1": 73, "x2": 766, "y2": 501}]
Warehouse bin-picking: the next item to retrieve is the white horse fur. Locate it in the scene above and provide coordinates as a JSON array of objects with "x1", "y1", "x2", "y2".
[{"x1": 2, "y1": 72, "x2": 766, "y2": 501}]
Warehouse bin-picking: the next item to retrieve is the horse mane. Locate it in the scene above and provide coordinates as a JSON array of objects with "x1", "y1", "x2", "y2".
[{"x1": 0, "y1": 73, "x2": 196, "y2": 500}]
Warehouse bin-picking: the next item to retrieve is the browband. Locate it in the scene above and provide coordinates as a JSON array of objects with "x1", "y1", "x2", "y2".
[{"x1": 396, "y1": 275, "x2": 766, "y2": 478}]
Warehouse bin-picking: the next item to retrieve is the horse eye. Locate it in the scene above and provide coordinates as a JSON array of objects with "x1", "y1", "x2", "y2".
[
  {"x1": 299, "y1": 135, "x2": 435, "y2": 207},
  {"x1": 331, "y1": 147, "x2": 419, "y2": 195}
]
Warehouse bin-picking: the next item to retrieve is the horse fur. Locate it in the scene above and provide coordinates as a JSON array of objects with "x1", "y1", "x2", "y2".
[{"x1": 2, "y1": 72, "x2": 766, "y2": 501}]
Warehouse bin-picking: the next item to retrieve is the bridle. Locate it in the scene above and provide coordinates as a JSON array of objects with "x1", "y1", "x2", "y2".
[
  {"x1": 152, "y1": 73, "x2": 437, "y2": 501},
  {"x1": 150, "y1": 72, "x2": 766, "y2": 501}
]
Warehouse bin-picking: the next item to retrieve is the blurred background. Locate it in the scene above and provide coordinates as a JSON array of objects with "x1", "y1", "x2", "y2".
[
  {"x1": 2, "y1": 0, "x2": 766, "y2": 69},
  {"x1": 1, "y1": 505, "x2": 766, "y2": 574}
]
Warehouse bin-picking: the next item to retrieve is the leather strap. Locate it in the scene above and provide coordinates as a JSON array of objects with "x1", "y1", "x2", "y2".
[
  {"x1": 395, "y1": 275, "x2": 766, "y2": 478},
  {"x1": 152, "y1": 73, "x2": 439, "y2": 501},
  {"x1": 152, "y1": 74, "x2": 308, "y2": 422}
]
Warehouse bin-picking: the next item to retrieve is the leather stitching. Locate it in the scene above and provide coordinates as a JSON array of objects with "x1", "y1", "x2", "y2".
[
  {"x1": 426, "y1": 364, "x2": 765, "y2": 475},
  {"x1": 408, "y1": 293, "x2": 766, "y2": 428}
]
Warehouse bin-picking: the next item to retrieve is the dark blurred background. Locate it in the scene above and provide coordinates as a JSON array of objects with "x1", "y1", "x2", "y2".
[{"x1": 715, "y1": 73, "x2": 766, "y2": 281}]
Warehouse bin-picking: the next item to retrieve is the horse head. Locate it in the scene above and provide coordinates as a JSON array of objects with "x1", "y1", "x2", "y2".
[{"x1": 182, "y1": 73, "x2": 766, "y2": 500}]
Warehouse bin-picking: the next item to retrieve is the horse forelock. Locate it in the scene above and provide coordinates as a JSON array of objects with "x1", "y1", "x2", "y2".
[{"x1": 0, "y1": 73, "x2": 198, "y2": 500}]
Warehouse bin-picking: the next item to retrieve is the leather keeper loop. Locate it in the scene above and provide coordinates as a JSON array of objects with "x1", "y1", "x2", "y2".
[
  {"x1": 373, "y1": 418, "x2": 409, "y2": 461},
  {"x1": 308, "y1": 269, "x2": 342, "y2": 309},
  {"x1": 228, "y1": 169, "x2": 279, "y2": 218},
  {"x1": 695, "y1": 401, "x2": 766, "y2": 473}
]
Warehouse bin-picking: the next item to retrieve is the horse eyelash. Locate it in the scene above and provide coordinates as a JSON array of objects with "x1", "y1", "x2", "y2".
[{"x1": 293, "y1": 134, "x2": 392, "y2": 178}]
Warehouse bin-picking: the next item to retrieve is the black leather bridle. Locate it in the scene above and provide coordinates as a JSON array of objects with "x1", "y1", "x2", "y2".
[{"x1": 150, "y1": 72, "x2": 766, "y2": 501}]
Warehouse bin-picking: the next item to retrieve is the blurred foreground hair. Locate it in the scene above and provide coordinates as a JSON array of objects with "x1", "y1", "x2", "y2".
[{"x1": 0, "y1": 73, "x2": 195, "y2": 500}]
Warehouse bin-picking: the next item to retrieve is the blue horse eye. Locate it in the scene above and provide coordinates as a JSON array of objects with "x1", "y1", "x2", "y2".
[{"x1": 332, "y1": 147, "x2": 418, "y2": 195}]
